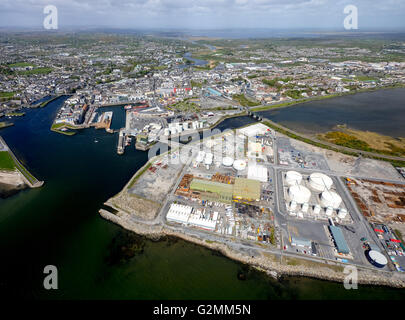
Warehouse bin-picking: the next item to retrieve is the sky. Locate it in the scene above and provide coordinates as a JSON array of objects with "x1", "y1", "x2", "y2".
[{"x1": 0, "y1": 0, "x2": 404, "y2": 31}]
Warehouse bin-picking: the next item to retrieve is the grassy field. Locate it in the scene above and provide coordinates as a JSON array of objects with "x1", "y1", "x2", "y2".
[
  {"x1": 0, "y1": 122, "x2": 14, "y2": 129},
  {"x1": 319, "y1": 128, "x2": 405, "y2": 157},
  {"x1": 18, "y1": 67, "x2": 53, "y2": 75},
  {"x1": 51, "y1": 123, "x2": 77, "y2": 136},
  {"x1": 8, "y1": 62, "x2": 36, "y2": 68},
  {"x1": 5, "y1": 112, "x2": 25, "y2": 117},
  {"x1": 0, "y1": 91, "x2": 15, "y2": 98},
  {"x1": 0, "y1": 151, "x2": 16, "y2": 170},
  {"x1": 233, "y1": 94, "x2": 260, "y2": 107}
]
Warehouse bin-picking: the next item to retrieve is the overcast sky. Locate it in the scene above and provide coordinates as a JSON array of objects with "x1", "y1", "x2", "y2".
[{"x1": 0, "y1": 0, "x2": 404, "y2": 30}]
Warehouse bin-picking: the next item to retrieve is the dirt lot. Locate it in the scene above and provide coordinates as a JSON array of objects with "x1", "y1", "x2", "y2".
[
  {"x1": 347, "y1": 178, "x2": 405, "y2": 223},
  {"x1": 289, "y1": 136, "x2": 403, "y2": 180}
]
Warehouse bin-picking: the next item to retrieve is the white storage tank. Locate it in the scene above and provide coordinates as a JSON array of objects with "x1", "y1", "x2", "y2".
[
  {"x1": 164, "y1": 128, "x2": 170, "y2": 136},
  {"x1": 222, "y1": 157, "x2": 234, "y2": 167},
  {"x1": 285, "y1": 171, "x2": 303, "y2": 186},
  {"x1": 302, "y1": 202, "x2": 309, "y2": 213},
  {"x1": 338, "y1": 208, "x2": 348, "y2": 219},
  {"x1": 309, "y1": 172, "x2": 333, "y2": 192},
  {"x1": 288, "y1": 185, "x2": 311, "y2": 204},
  {"x1": 233, "y1": 159, "x2": 247, "y2": 171},
  {"x1": 313, "y1": 204, "x2": 321, "y2": 215},
  {"x1": 290, "y1": 201, "x2": 297, "y2": 211},
  {"x1": 325, "y1": 206, "x2": 333, "y2": 217},
  {"x1": 321, "y1": 191, "x2": 342, "y2": 209},
  {"x1": 183, "y1": 122, "x2": 189, "y2": 130},
  {"x1": 367, "y1": 250, "x2": 388, "y2": 268},
  {"x1": 204, "y1": 153, "x2": 213, "y2": 165}
]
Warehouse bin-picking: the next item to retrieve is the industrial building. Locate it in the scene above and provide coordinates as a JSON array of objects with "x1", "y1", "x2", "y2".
[
  {"x1": 190, "y1": 178, "x2": 234, "y2": 203},
  {"x1": 247, "y1": 164, "x2": 268, "y2": 182},
  {"x1": 329, "y1": 225, "x2": 350, "y2": 254},
  {"x1": 166, "y1": 203, "x2": 193, "y2": 224},
  {"x1": 233, "y1": 178, "x2": 261, "y2": 202}
]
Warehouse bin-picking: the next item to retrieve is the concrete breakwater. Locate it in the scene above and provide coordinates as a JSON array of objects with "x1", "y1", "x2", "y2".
[{"x1": 99, "y1": 208, "x2": 405, "y2": 289}]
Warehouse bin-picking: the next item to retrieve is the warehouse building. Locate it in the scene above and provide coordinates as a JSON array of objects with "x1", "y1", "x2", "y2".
[
  {"x1": 190, "y1": 178, "x2": 234, "y2": 203},
  {"x1": 233, "y1": 178, "x2": 261, "y2": 202},
  {"x1": 329, "y1": 225, "x2": 350, "y2": 254},
  {"x1": 166, "y1": 203, "x2": 193, "y2": 224},
  {"x1": 247, "y1": 164, "x2": 268, "y2": 182}
]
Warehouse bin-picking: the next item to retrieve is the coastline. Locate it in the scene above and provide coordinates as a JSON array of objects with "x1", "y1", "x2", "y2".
[
  {"x1": 99, "y1": 208, "x2": 405, "y2": 289},
  {"x1": 250, "y1": 84, "x2": 405, "y2": 112}
]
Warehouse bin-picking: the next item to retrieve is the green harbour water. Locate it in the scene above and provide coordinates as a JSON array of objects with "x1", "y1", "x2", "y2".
[{"x1": 0, "y1": 95, "x2": 405, "y2": 299}]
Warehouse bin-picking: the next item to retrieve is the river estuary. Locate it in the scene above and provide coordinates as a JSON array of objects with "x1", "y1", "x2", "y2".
[{"x1": 0, "y1": 94, "x2": 404, "y2": 299}]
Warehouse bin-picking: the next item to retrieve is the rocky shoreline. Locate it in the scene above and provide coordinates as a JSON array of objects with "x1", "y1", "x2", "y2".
[{"x1": 99, "y1": 208, "x2": 405, "y2": 289}]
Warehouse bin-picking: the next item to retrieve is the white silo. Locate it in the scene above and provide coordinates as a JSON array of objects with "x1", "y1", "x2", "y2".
[
  {"x1": 192, "y1": 121, "x2": 198, "y2": 129},
  {"x1": 233, "y1": 159, "x2": 247, "y2": 171},
  {"x1": 288, "y1": 185, "x2": 311, "y2": 204},
  {"x1": 222, "y1": 157, "x2": 234, "y2": 167},
  {"x1": 321, "y1": 191, "x2": 342, "y2": 209},
  {"x1": 196, "y1": 151, "x2": 205, "y2": 163},
  {"x1": 171, "y1": 127, "x2": 177, "y2": 135},
  {"x1": 338, "y1": 208, "x2": 348, "y2": 219},
  {"x1": 325, "y1": 206, "x2": 333, "y2": 217},
  {"x1": 290, "y1": 201, "x2": 297, "y2": 211},
  {"x1": 302, "y1": 202, "x2": 309, "y2": 213},
  {"x1": 183, "y1": 122, "x2": 189, "y2": 130},
  {"x1": 309, "y1": 173, "x2": 333, "y2": 192},
  {"x1": 164, "y1": 128, "x2": 170, "y2": 136},
  {"x1": 313, "y1": 204, "x2": 321, "y2": 215},
  {"x1": 204, "y1": 153, "x2": 213, "y2": 165},
  {"x1": 199, "y1": 121, "x2": 204, "y2": 129},
  {"x1": 285, "y1": 171, "x2": 303, "y2": 186}
]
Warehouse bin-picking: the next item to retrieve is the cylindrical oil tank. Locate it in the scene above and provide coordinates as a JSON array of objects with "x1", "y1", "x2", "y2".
[
  {"x1": 325, "y1": 206, "x2": 333, "y2": 216},
  {"x1": 233, "y1": 159, "x2": 247, "y2": 171},
  {"x1": 285, "y1": 171, "x2": 303, "y2": 186},
  {"x1": 338, "y1": 208, "x2": 348, "y2": 219},
  {"x1": 288, "y1": 185, "x2": 311, "y2": 204},
  {"x1": 222, "y1": 157, "x2": 234, "y2": 167},
  {"x1": 367, "y1": 250, "x2": 388, "y2": 268},
  {"x1": 309, "y1": 172, "x2": 333, "y2": 192},
  {"x1": 321, "y1": 191, "x2": 342, "y2": 208}
]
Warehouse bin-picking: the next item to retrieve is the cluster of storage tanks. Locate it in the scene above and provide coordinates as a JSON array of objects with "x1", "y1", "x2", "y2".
[
  {"x1": 285, "y1": 171, "x2": 347, "y2": 219},
  {"x1": 164, "y1": 121, "x2": 204, "y2": 136}
]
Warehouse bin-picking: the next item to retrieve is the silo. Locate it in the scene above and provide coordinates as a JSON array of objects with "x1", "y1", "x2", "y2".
[
  {"x1": 222, "y1": 157, "x2": 234, "y2": 167},
  {"x1": 367, "y1": 250, "x2": 388, "y2": 268},
  {"x1": 164, "y1": 128, "x2": 170, "y2": 136},
  {"x1": 183, "y1": 122, "x2": 189, "y2": 130},
  {"x1": 233, "y1": 159, "x2": 247, "y2": 171},
  {"x1": 313, "y1": 204, "x2": 321, "y2": 215},
  {"x1": 302, "y1": 202, "x2": 309, "y2": 213},
  {"x1": 321, "y1": 191, "x2": 342, "y2": 209},
  {"x1": 309, "y1": 173, "x2": 333, "y2": 192},
  {"x1": 325, "y1": 206, "x2": 333, "y2": 217},
  {"x1": 285, "y1": 171, "x2": 303, "y2": 186},
  {"x1": 288, "y1": 185, "x2": 311, "y2": 204},
  {"x1": 338, "y1": 208, "x2": 348, "y2": 219},
  {"x1": 290, "y1": 201, "x2": 297, "y2": 211}
]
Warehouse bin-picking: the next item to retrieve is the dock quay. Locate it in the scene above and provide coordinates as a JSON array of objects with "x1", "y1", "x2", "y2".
[
  {"x1": 117, "y1": 129, "x2": 125, "y2": 155},
  {"x1": 0, "y1": 136, "x2": 44, "y2": 188},
  {"x1": 93, "y1": 111, "x2": 113, "y2": 132}
]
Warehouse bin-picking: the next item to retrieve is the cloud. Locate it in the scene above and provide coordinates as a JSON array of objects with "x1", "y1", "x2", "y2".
[{"x1": 0, "y1": 0, "x2": 404, "y2": 29}]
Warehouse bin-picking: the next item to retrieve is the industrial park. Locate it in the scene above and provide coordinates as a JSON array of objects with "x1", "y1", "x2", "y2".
[{"x1": 102, "y1": 118, "x2": 405, "y2": 287}]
